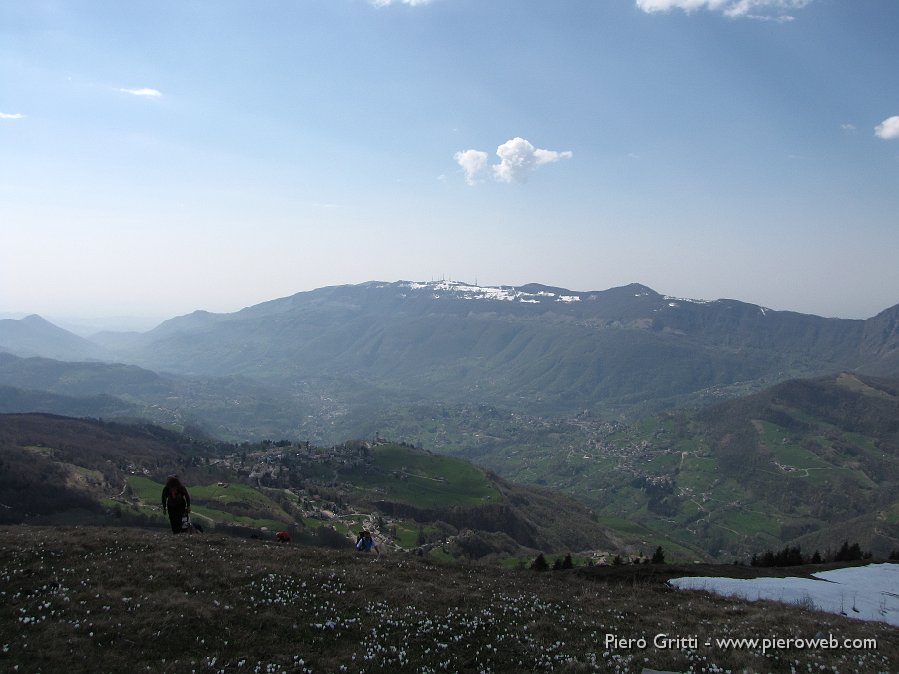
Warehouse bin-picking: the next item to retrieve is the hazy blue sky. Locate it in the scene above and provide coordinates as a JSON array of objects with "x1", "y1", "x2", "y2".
[{"x1": 2, "y1": 0, "x2": 897, "y2": 325}]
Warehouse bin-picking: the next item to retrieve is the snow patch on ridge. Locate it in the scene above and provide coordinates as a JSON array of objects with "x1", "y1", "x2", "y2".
[
  {"x1": 394, "y1": 280, "x2": 581, "y2": 304},
  {"x1": 663, "y1": 295, "x2": 713, "y2": 305}
]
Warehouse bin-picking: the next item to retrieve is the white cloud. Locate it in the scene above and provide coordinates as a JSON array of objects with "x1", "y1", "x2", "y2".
[
  {"x1": 840, "y1": 123, "x2": 857, "y2": 134},
  {"x1": 119, "y1": 87, "x2": 162, "y2": 97},
  {"x1": 454, "y1": 138, "x2": 572, "y2": 186},
  {"x1": 636, "y1": 0, "x2": 814, "y2": 20},
  {"x1": 453, "y1": 149, "x2": 489, "y2": 185},
  {"x1": 637, "y1": 0, "x2": 726, "y2": 11},
  {"x1": 0, "y1": 112, "x2": 25, "y2": 120},
  {"x1": 494, "y1": 137, "x2": 572, "y2": 184},
  {"x1": 875, "y1": 116, "x2": 899, "y2": 140},
  {"x1": 370, "y1": 0, "x2": 432, "y2": 7}
]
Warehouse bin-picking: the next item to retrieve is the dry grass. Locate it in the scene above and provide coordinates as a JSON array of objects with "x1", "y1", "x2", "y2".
[{"x1": 0, "y1": 526, "x2": 895, "y2": 673}]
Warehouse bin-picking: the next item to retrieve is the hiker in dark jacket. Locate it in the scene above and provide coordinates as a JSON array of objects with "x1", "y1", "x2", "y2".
[{"x1": 161, "y1": 475, "x2": 191, "y2": 534}]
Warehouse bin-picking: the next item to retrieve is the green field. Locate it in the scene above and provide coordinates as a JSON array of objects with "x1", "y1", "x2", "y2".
[
  {"x1": 190, "y1": 505, "x2": 286, "y2": 530},
  {"x1": 716, "y1": 509, "x2": 780, "y2": 538},
  {"x1": 883, "y1": 502, "x2": 899, "y2": 525},
  {"x1": 677, "y1": 454, "x2": 718, "y2": 491},
  {"x1": 128, "y1": 476, "x2": 292, "y2": 529},
  {"x1": 338, "y1": 444, "x2": 501, "y2": 507},
  {"x1": 390, "y1": 521, "x2": 426, "y2": 548},
  {"x1": 128, "y1": 475, "x2": 165, "y2": 503}
]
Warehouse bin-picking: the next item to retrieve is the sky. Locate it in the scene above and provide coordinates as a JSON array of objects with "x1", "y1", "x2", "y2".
[{"x1": 1, "y1": 0, "x2": 898, "y2": 328}]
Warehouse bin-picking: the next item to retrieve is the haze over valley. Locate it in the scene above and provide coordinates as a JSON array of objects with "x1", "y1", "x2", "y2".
[
  {"x1": 2, "y1": 2, "x2": 898, "y2": 670},
  {"x1": 2, "y1": 278, "x2": 897, "y2": 560}
]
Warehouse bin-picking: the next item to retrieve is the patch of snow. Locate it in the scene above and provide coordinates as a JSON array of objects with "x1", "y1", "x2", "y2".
[
  {"x1": 668, "y1": 302, "x2": 678, "y2": 308},
  {"x1": 670, "y1": 564, "x2": 899, "y2": 626},
  {"x1": 663, "y1": 295, "x2": 712, "y2": 305},
  {"x1": 397, "y1": 280, "x2": 578, "y2": 304}
]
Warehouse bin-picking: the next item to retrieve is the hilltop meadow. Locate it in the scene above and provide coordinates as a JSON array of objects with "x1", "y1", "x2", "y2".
[{"x1": 1, "y1": 526, "x2": 896, "y2": 673}]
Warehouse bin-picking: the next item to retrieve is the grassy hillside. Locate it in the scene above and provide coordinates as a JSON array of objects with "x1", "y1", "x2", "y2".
[
  {"x1": 1, "y1": 526, "x2": 895, "y2": 673},
  {"x1": 127, "y1": 476, "x2": 292, "y2": 530},
  {"x1": 629, "y1": 373, "x2": 899, "y2": 558},
  {"x1": 3, "y1": 367, "x2": 896, "y2": 563},
  {"x1": 397, "y1": 373, "x2": 899, "y2": 560},
  {"x1": 337, "y1": 443, "x2": 501, "y2": 508},
  {"x1": 0, "y1": 414, "x2": 618, "y2": 562}
]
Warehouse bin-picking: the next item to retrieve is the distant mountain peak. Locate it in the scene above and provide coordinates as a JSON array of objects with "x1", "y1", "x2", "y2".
[
  {"x1": 621, "y1": 282, "x2": 659, "y2": 296},
  {"x1": 0, "y1": 314, "x2": 108, "y2": 361}
]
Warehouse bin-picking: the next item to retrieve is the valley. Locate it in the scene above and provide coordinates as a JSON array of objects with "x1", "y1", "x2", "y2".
[{"x1": 1, "y1": 280, "x2": 897, "y2": 559}]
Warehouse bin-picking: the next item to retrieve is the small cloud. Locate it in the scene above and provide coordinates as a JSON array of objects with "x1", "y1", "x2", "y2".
[
  {"x1": 874, "y1": 116, "x2": 899, "y2": 140},
  {"x1": 0, "y1": 112, "x2": 25, "y2": 120},
  {"x1": 840, "y1": 123, "x2": 857, "y2": 134},
  {"x1": 453, "y1": 149, "x2": 489, "y2": 185},
  {"x1": 493, "y1": 137, "x2": 572, "y2": 184},
  {"x1": 119, "y1": 87, "x2": 162, "y2": 97},
  {"x1": 370, "y1": 0, "x2": 432, "y2": 6},
  {"x1": 636, "y1": 0, "x2": 814, "y2": 21},
  {"x1": 455, "y1": 139, "x2": 572, "y2": 185},
  {"x1": 637, "y1": 0, "x2": 722, "y2": 14}
]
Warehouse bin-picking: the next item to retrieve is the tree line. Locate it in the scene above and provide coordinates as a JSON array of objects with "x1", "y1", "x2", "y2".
[{"x1": 749, "y1": 541, "x2": 875, "y2": 568}]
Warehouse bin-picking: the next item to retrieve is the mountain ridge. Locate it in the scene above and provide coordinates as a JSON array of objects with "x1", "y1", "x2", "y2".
[
  {"x1": 94, "y1": 280, "x2": 898, "y2": 415},
  {"x1": 2, "y1": 279, "x2": 897, "y2": 434}
]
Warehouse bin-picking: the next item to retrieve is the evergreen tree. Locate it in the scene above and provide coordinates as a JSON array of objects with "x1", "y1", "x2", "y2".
[
  {"x1": 561, "y1": 553, "x2": 574, "y2": 569},
  {"x1": 834, "y1": 541, "x2": 850, "y2": 561},
  {"x1": 834, "y1": 541, "x2": 863, "y2": 562},
  {"x1": 772, "y1": 545, "x2": 803, "y2": 567},
  {"x1": 531, "y1": 553, "x2": 549, "y2": 572},
  {"x1": 651, "y1": 546, "x2": 665, "y2": 564}
]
